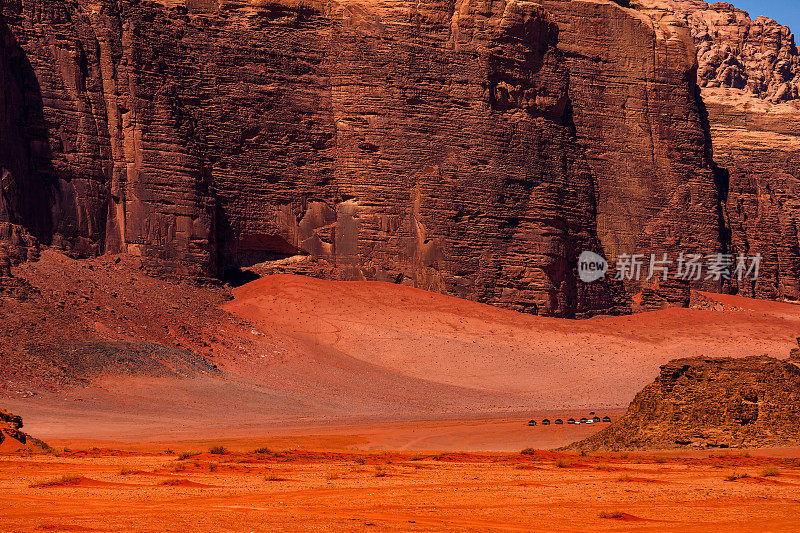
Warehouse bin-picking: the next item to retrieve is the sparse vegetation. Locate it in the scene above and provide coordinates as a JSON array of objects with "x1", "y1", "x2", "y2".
[
  {"x1": 554, "y1": 458, "x2": 572, "y2": 468},
  {"x1": 374, "y1": 466, "x2": 388, "y2": 478},
  {"x1": 616, "y1": 474, "x2": 633, "y2": 482},
  {"x1": 599, "y1": 511, "x2": 626, "y2": 520},
  {"x1": 352, "y1": 456, "x2": 366, "y2": 465},
  {"x1": 520, "y1": 448, "x2": 536, "y2": 456},
  {"x1": 761, "y1": 465, "x2": 781, "y2": 477},
  {"x1": 265, "y1": 475, "x2": 287, "y2": 482},
  {"x1": 253, "y1": 447, "x2": 271, "y2": 454},
  {"x1": 326, "y1": 472, "x2": 340, "y2": 481},
  {"x1": 209, "y1": 446, "x2": 227, "y2": 455},
  {"x1": 159, "y1": 479, "x2": 187, "y2": 486},
  {"x1": 724, "y1": 472, "x2": 751, "y2": 482},
  {"x1": 178, "y1": 451, "x2": 200, "y2": 460},
  {"x1": 30, "y1": 475, "x2": 82, "y2": 488},
  {"x1": 171, "y1": 461, "x2": 199, "y2": 473},
  {"x1": 119, "y1": 468, "x2": 137, "y2": 476}
]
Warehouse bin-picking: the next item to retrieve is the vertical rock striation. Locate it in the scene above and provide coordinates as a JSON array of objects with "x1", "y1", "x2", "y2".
[
  {"x1": 0, "y1": 0, "x2": 763, "y2": 315},
  {"x1": 649, "y1": 0, "x2": 800, "y2": 302}
]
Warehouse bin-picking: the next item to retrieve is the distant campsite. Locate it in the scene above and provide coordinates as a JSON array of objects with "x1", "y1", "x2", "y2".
[{"x1": 528, "y1": 412, "x2": 612, "y2": 427}]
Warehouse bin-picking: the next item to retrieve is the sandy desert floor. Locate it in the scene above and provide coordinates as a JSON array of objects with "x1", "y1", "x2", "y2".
[{"x1": 3, "y1": 447, "x2": 800, "y2": 532}]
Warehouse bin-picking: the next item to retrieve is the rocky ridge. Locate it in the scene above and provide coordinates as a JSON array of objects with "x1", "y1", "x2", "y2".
[
  {"x1": 0, "y1": 407, "x2": 46, "y2": 450},
  {"x1": 568, "y1": 355, "x2": 800, "y2": 450},
  {"x1": 650, "y1": 0, "x2": 799, "y2": 102}
]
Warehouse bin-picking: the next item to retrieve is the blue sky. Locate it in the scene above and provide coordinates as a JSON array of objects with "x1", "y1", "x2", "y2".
[{"x1": 732, "y1": 1, "x2": 799, "y2": 34}]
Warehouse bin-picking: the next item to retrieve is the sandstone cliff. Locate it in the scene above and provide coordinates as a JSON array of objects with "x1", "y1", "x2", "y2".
[
  {"x1": 639, "y1": 1, "x2": 800, "y2": 303},
  {"x1": 6, "y1": 0, "x2": 800, "y2": 314},
  {"x1": 652, "y1": 0, "x2": 799, "y2": 103},
  {"x1": 0, "y1": 0, "x2": 734, "y2": 316},
  {"x1": 568, "y1": 355, "x2": 800, "y2": 450}
]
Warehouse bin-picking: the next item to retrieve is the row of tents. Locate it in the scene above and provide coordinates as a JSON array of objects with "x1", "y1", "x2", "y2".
[{"x1": 528, "y1": 414, "x2": 611, "y2": 426}]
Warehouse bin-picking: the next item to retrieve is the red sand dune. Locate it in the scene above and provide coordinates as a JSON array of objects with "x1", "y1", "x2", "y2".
[
  {"x1": 6, "y1": 274, "x2": 800, "y2": 451},
  {"x1": 224, "y1": 275, "x2": 800, "y2": 411}
]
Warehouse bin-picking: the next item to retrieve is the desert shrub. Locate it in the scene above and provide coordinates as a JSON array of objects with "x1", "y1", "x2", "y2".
[
  {"x1": 158, "y1": 479, "x2": 187, "y2": 486},
  {"x1": 374, "y1": 466, "x2": 388, "y2": 478},
  {"x1": 598, "y1": 511, "x2": 625, "y2": 519},
  {"x1": 264, "y1": 475, "x2": 286, "y2": 482},
  {"x1": 178, "y1": 451, "x2": 199, "y2": 460},
  {"x1": 554, "y1": 458, "x2": 572, "y2": 468},
  {"x1": 253, "y1": 447, "x2": 271, "y2": 454},
  {"x1": 520, "y1": 448, "x2": 536, "y2": 456},
  {"x1": 119, "y1": 468, "x2": 137, "y2": 476},
  {"x1": 209, "y1": 446, "x2": 227, "y2": 455},
  {"x1": 30, "y1": 475, "x2": 82, "y2": 488},
  {"x1": 761, "y1": 465, "x2": 781, "y2": 477},
  {"x1": 724, "y1": 472, "x2": 750, "y2": 482}
]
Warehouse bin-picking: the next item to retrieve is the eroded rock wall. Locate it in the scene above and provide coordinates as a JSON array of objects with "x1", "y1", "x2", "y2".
[
  {"x1": 646, "y1": 0, "x2": 800, "y2": 302},
  {"x1": 0, "y1": 0, "x2": 730, "y2": 315},
  {"x1": 656, "y1": 0, "x2": 799, "y2": 103}
]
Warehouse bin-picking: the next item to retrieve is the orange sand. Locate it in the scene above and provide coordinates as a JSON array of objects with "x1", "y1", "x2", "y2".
[{"x1": 2, "y1": 447, "x2": 799, "y2": 532}]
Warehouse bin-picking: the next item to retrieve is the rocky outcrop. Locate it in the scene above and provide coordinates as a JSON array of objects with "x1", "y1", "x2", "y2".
[
  {"x1": 0, "y1": 242, "x2": 35, "y2": 299},
  {"x1": 569, "y1": 355, "x2": 800, "y2": 450},
  {"x1": 0, "y1": 408, "x2": 46, "y2": 450},
  {"x1": 656, "y1": 0, "x2": 800, "y2": 103}
]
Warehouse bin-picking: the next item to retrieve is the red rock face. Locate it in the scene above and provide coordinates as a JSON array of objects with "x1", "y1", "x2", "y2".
[
  {"x1": 0, "y1": 407, "x2": 46, "y2": 450},
  {"x1": 0, "y1": 0, "x2": 780, "y2": 315},
  {"x1": 649, "y1": 0, "x2": 800, "y2": 302},
  {"x1": 709, "y1": 97, "x2": 800, "y2": 301},
  {"x1": 570, "y1": 355, "x2": 800, "y2": 450},
  {"x1": 660, "y1": 0, "x2": 799, "y2": 103}
]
